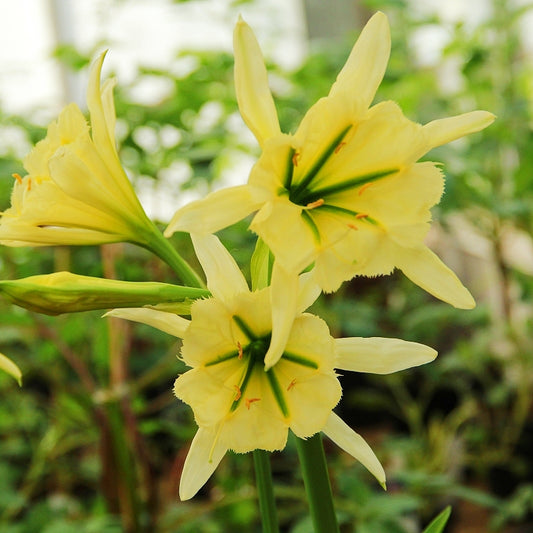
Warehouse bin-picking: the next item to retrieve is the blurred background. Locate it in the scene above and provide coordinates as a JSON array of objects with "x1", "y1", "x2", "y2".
[{"x1": 1, "y1": 0, "x2": 533, "y2": 531}]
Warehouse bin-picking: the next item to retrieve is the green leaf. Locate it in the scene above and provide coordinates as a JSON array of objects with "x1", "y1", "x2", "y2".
[{"x1": 422, "y1": 506, "x2": 452, "y2": 533}]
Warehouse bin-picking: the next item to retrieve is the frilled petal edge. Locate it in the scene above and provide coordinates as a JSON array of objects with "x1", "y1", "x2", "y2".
[
  {"x1": 335, "y1": 337, "x2": 437, "y2": 374},
  {"x1": 179, "y1": 427, "x2": 228, "y2": 501},
  {"x1": 323, "y1": 412, "x2": 386, "y2": 488},
  {"x1": 105, "y1": 308, "x2": 190, "y2": 338}
]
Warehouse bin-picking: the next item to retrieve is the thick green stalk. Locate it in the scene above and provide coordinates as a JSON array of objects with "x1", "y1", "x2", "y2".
[
  {"x1": 253, "y1": 450, "x2": 280, "y2": 533},
  {"x1": 295, "y1": 434, "x2": 339, "y2": 533},
  {"x1": 139, "y1": 226, "x2": 205, "y2": 288}
]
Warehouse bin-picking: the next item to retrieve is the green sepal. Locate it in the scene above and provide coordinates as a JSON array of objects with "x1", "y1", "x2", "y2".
[
  {"x1": 250, "y1": 238, "x2": 273, "y2": 291},
  {"x1": 0, "y1": 271, "x2": 209, "y2": 315}
]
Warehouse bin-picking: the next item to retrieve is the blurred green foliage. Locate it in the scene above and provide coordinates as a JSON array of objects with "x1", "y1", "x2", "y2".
[{"x1": 1, "y1": 0, "x2": 533, "y2": 531}]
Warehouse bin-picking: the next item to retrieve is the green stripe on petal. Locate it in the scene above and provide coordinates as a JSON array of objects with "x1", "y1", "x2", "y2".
[
  {"x1": 265, "y1": 368, "x2": 290, "y2": 418},
  {"x1": 282, "y1": 352, "x2": 319, "y2": 369}
]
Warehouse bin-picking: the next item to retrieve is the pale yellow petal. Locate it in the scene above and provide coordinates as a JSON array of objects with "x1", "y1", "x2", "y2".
[
  {"x1": 328, "y1": 11, "x2": 390, "y2": 110},
  {"x1": 423, "y1": 110, "x2": 496, "y2": 150},
  {"x1": 335, "y1": 337, "x2": 437, "y2": 374},
  {"x1": 220, "y1": 366, "x2": 289, "y2": 453},
  {"x1": 105, "y1": 307, "x2": 190, "y2": 337},
  {"x1": 86, "y1": 52, "x2": 143, "y2": 211},
  {"x1": 396, "y1": 246, "x2": 475, "y2": 309},
  {"x1": 87, "y1": 51, "x2": 116, "y2": 168},
  {"x1": 191, "y1": 234, "x2": 249, "y2": 303},
  {"x1": 323, "y1": 412, "x2": 386, "y2": 487},
  {"x1": 233, "y1": 17, "x2": 281, "y2": 146},
  {"x1": 181, "y1": 298, "x2": 239, "y2": 367},
  {"x1": 296, "y1": 271, "x2": 322, "y2": 314},
  {"x1": 264, "y1": 263, "x2": 298, "y2": 369},
  {"x1": 179, "y1": 427, "x2": 227, "y2": 500},
  {"x1": 0, "y1": 352, "x2": 22, "y2": 386},
  {"x1": 175, "y1": 367, "x2": 238, "y2": 427},
  {"x1": 251, "y1": 200, "x2": 317, "y2": 274},
  {"x1": 165, "y1": 185, "x2": 262, "y2": 237}
]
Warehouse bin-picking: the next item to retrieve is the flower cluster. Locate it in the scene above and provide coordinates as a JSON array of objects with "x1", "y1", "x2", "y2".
[{"x1": 0, "y1": 11, "x2": 494, "y2": 503}]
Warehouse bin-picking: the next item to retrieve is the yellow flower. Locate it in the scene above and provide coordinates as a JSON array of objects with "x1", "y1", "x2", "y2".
[
  {"x1": 166, "y1": 12, "x2": 495, "y2": 308},
  {"x1": 108, "y1": 233, "x2": 438, "y2": 500},
  {"x1": 0, "y1": 52, "x2": 154, "y2": 247}
]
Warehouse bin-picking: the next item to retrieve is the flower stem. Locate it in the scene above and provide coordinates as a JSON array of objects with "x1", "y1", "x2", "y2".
[
  {"x1": 253, "y1": 450, "x2": 280, "y2": 533},
  {"x1": 140, "y1": 226, "x2": 205, "y2": 288},
  {"x1": 295, "y1": 434, "x2": 340, "y2": 533}
]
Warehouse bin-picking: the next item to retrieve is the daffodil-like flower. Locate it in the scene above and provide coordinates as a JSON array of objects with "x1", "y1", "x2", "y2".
[
  {"x1": 0, "y1": 52, "x2": 154, "y2": 247},
  {"x1": 166, "y1": 12, "x2": 495, "y2": 308},
  {"x1": 108, "y1": 233, "x2": 438, "y2": 500}
]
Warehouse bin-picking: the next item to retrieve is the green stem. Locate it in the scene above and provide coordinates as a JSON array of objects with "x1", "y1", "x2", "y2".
[
  {"x1": 295, "y1": 434, "x2": 339, "y2": 533},
  {"x1": 253, "y1": 450, "x2": 280, "y2": 533},
  {"x1": 140, "y1": 226, "x2": 205, "y2": 288}
]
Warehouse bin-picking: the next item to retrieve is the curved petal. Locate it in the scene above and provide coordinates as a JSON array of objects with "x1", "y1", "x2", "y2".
[
  {"x1": 234, "y1": 17, "x2": 281, "y2": 146},
  {"x1": 264, "y1": 263, "x2": 298, "y2": 370},
  {"x1": 423, "y1": 110, "x2": 496, "y2": 151},
  {"x1": 0, "y1": 352, "x2": 22, "y2": 386},
  {"x1": 328, "y1": 11, "x2": 390, "y2": 111},
  {"x1": 335, "y1": 337, "x2": 437, "y2": 374},
  {"x1": 191, "y1": 234, "x2": 249, "y2": 303},
  {"x1": 179, "y1": 427, "x2": 227, "y2": 501},
  {"x1": 105, "y1": 307, "x2": 190, "y2": 338},
  {"x1": 396, "y1": 245, "x2": 475, "y2": 309},
  {"x1": 323, "y1": 412, "x2": 386, "y2": 488},
  {"x1": 165, "y1": 185, "x2": 262, "y2": 237}
]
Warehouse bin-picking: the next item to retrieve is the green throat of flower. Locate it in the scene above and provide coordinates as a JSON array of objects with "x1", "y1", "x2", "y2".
[
  {"x1": 278, "y1": 128, "x2": 399, "y2": 242},
  {"x1": 205, "y1": 314, "x2": 319, "y2": 421}
]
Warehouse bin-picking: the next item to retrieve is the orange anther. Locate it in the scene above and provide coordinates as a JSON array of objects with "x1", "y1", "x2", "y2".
[
  {"x1": 292, "y1": 151, "x2": 300, "y2": 167},
  {"x1": 237, "y1": 341, "x2": 243, "y2": 360},
  {"x1": 27, "y1": 178, "x2": 32, "y2": 191},
  {"x1": 334, "y1": 141, "x2": 346, "y2": 154},
  {"x1": 12, "y1": 173, "x2": 23, "y2": 184},
  {"x1": 358, "y1": 183, "x2": 373, "y2": 196},
  {"x1": 233, "y1": 386, "x2": 242, "y2": 402},
  {"x1": 355, "y1": 213, "x2": 368, "y2": 219},
  {"x1": 306, "y1": 198, "x2": 324, "y2": 209},
  {"x1": 287, "y1": 379, "x2": 297, "y2": 391},
  {"x1": 347, "y1": 223, "x2": 358, "y2": 230},
  {"x1": 245, "y1": 397, "x2": 260, "y2": 410}
]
